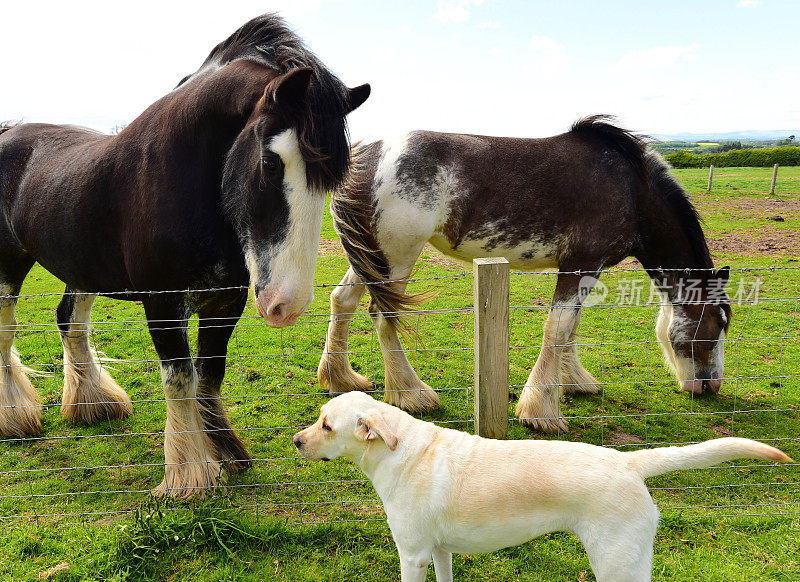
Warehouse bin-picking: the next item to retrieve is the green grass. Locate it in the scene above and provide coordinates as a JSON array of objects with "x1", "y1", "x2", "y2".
[{"x1": 1, "y1": 166, "x2": 798, "y2": 581}]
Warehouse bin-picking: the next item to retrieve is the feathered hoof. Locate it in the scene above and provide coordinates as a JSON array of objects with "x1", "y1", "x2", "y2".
[
  {"x1": 318, "y1": 356, "x2": 373, "y2": 395},
  {"x1": 153, "y1": 459, "x2": 225, "y2": 499},
  {"x1": 560, "y1": 363, "x2": 601, "y2": 395},
  {"x1": 0, "y1": 355, "x2": 43, "y2": 437},
  {"x1": 385, "y1": 382, "x2": 440, "y2": 414},
  {"x1": 516, "y1": 391, "x2": 569, "y2": 434},
  {"x1": 561, "y1": 378, "x2": 600, "y2": 395},
  {"x1": 214, "y1": 434, "x2": 253, "y2": 475},
  {"x1": 61, "y1": 366, "x2": 132, "y2": 424}
]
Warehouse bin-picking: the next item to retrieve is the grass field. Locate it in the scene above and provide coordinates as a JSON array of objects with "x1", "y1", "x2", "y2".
[{"x1": 1, "y1": 167, "x2": 798, "y2": 581}]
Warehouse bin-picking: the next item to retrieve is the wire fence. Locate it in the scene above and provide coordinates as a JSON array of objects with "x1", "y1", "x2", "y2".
[{"x1": 0, "y1": 265, "x2": 797, "y2": 528}]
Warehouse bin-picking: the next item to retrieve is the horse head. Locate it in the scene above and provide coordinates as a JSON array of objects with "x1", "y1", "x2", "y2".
[
  {"x1": 222, "y1": 67, "x2": 369, "y2": 327},
  {"x1": 656, "y1": 267, "x2": 731, "y2": 394}
]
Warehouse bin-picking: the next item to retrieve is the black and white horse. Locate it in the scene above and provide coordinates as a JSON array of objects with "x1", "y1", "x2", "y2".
[
  {"x1": 0, "y1": 14, "x2": 369, "y2": 496},
  {"x1": 319, "y1": 118, "x2": 730, "y2": 433}
]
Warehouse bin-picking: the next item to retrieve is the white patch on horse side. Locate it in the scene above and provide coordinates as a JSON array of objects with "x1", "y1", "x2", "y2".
[
  {"x1": 436, "y1": 222, "x2": 559, "y2": 270},
  {"x1": 261, "y1": 128, "x2": 325, "y2": 310},
  {"x1": 370, "y1": 131, "x2": 558, "y2": 272},
  {"x1": 371, "y1": 133, "x2": 442, "y2": 271}
]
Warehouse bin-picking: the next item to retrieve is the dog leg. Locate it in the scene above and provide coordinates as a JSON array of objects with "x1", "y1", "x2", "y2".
[
  {"x1": 576, "y1": 505, "x2": 658, "y2": 582},
  {"x1": 318, "y1": 267, "x2": 373, "y2": 394},
  {"x1": 432, "y1": 547, "x2": 453, "y2": 582},
  {"x1": 398, "y1": 549, "x2": 432, "y2": 582}
]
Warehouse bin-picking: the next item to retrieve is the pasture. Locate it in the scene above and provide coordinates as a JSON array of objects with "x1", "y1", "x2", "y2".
[{"x1": 1, "y1": 166, "x2": 798, "y2": 581}]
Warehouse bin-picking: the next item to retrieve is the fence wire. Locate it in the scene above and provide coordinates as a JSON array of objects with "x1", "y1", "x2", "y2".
[{"x1": 0, "y1": 266, "x2": 797, "y2": 529}]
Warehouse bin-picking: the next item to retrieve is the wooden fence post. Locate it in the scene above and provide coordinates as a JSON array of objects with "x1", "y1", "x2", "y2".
[
  {"x1": 770, "y1": 163, "x2": 779, "y2": 195},
  {"x1": 473, "y1": 257, "x2": 509, "y2": 439},
  {"x1": 707, "y1": 165, "x2": 714, "y2": 191}
]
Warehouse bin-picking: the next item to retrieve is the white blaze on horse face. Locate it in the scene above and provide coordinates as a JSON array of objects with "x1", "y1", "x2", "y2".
[
  {"x1": 656, "y1": 298, "x2": 681, "y2": 378},
  {"x1": 252, "y1": 129, "x2": 325, "y2": 328},
  {"x1": 656, "y1": 296, "x2": 726, "y2": 393}
]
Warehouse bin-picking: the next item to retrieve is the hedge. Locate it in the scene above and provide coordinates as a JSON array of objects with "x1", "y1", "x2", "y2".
[{"x1": 664, "y1": 146, "x2": 800, "y2": 168}]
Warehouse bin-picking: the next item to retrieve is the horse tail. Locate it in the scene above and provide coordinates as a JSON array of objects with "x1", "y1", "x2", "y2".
[{"x1": 330, "y1": 142, "x2": 430, "y2": 336}]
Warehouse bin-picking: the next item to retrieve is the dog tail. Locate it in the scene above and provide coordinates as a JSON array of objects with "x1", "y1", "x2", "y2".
[{"x1": 626, "y1": 437, "x2": 792, "y2": 479}]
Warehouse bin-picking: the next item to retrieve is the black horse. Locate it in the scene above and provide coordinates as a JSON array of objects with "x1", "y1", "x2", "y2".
[
  {"x1": 0, "y1": 14, "x2": 369, "y2": 497},
  {"x1": 321, "y1": 118, "x2": 730, "y2": 432}
]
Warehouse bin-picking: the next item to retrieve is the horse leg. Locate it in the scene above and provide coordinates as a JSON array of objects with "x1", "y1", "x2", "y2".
[
  {"x1": 517, "y1": 272, "x2": 586, "y2": 433},
  {"x1": 195, "y1": 291, "x2": 252, "y2": 474},
  {"x1": 57, "y1": 289, "x2": 132, "y2": 424},
  {"x1": 317, "y1": 266, "x2": 372, "y2": 394},
  {"x1": 0, "y1": 278, "x2": 42, "y2": 437},
  {"x1": 560, "y1": 310, "x2": 601, "y2": 395},
  {"x1": 146, "y1": 297, "x2": 220, "y2": 498},
  {"x1": 371, "y1": 277, "x2": 439, "y2": 414}
]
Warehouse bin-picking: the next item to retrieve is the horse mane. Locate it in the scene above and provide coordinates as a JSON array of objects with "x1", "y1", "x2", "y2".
[
  {"x1": 570, "y1": 115, "x2": 649, "y2": 183},
  {"x1": 570, "y1": 115, "x2": 712, "y2": 270},
  {"x1": 330, "y1": 141, "x2": 429, "y2": 335},
  {"x1": 644, "y1": 152, "x2": 714, "y2": 269},
  {"x1": 0, "y1": 121, "x2": 20, "y2": 137},
  {"x1": 182, "y1": 13, "x2": 354, "y2": 191}
]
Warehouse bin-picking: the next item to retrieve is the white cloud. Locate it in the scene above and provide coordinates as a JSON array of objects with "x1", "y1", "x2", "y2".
[
  {"x1": 528, "y1": 35, "x2": 571, "y2": 70},
  {"x1": 616, "y1": 43, "x2": 699, "y2": 72},
  {"x1": 434, "y1": 0, "x2": 484, "y2": 23},
  {"x1": 737, "y1": 0, "x2": 763, "y2": 7},
  {"x1": 478, "y1": 20, "x2": 501, "y2": 30}
]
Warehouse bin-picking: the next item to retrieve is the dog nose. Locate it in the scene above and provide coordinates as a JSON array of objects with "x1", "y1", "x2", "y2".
[{"x1": 292, "y1": 434, "x2": 303, "y2": 449}]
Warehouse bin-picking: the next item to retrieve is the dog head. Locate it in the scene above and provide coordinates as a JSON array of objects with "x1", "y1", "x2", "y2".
[{"x1": 293, "y1": 392, "x2": 398, "y2": 462}]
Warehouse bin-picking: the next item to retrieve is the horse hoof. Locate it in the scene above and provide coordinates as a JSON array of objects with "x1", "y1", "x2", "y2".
[
  {"x1": 318, "y1": 358, "x2": 373, "y2": 395},
  {"x1": 519, "y1": 415, "x2": 569, "y2": 434},
  {"x1": 385, "y1": 383, "x2": 440, "y2": 414},
  {"x1": 153, "y1": 460, "x2": 225, "y2": 499},
  {"x1": 562, "y1": 381, "x2": 600, "y2": 395},
  {"x1": 61, "y1": 366, "x2": 132, "y2": 424}
]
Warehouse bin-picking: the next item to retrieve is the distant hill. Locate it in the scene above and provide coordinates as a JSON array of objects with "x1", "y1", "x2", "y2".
[{"x1": 654, "y1": 130, "x2": 798, "y2": 142}]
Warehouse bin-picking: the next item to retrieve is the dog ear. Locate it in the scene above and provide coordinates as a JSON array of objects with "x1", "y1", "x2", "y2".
[{"x1": 356, "y1": 411, "x2": 398, "y2": 450}]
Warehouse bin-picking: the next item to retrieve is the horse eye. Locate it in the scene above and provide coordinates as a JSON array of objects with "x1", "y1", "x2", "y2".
[{"x1": 262, "y1": 156, "x2": 282, "y2": 174}]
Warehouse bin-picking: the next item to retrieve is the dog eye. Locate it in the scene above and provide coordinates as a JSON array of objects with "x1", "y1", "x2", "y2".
[{"x1": 322, "y1": 421, "x2": 332, "y2": 432}]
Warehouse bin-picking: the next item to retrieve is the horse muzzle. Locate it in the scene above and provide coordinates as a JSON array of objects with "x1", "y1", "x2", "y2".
[
  {"x1": 255, "y1": 286, "x2": 308, "y2": 328},
  {"x1": 680, "y1": 371, "x2": 722, "y2": 395}
]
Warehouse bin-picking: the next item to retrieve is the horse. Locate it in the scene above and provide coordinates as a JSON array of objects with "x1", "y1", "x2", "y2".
[
  {"x1": 318, "y1": 117, "x2": 731, "y2": 433},
  {"x1": 0, "y1": 13, "x2": 370, "y2": 497}
]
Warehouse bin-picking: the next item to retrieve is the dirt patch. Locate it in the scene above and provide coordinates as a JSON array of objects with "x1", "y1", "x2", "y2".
[
  {"x1": 698, "y1": 195, "x2": 800, "y2": 216},
  {"x1": 318, "y1": 238, "x2": 345, "y2": 257},
  {"x1": 708, "y1": 230, "x2": 800, "y2": 257},
  {"x1": 605, "y1": 429, "x2": 644, "y2": 445},
  {"x1": 712, "y1": 424, "x2": 733, "y2": 437}
]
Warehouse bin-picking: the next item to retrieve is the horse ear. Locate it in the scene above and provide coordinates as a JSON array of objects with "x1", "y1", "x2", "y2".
[
  {"x1": 716, "y1": 266, "x2": 730, "y2": 284},
  {"x1": 265, "y1": 67, "x2": 313, "y2": 114},
  {"x1": 346, "y1": 83, "x2": 371, "y2": 113},
  {"x1": 355, "y1": 410, "x2": 397, "y2": 450}
]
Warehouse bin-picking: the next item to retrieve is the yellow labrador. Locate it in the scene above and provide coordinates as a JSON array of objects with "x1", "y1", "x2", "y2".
[{"x1": 293, "y1": 392, "x2": 791, "y2": 582}]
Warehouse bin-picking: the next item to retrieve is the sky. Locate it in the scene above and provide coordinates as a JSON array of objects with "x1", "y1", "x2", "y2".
[{"x1": 1, "y1": 0, "x2": 799, "y2": 141}]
